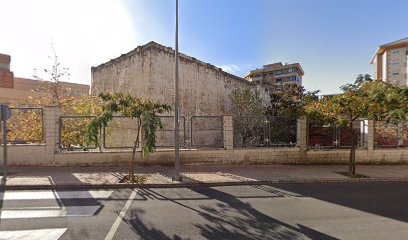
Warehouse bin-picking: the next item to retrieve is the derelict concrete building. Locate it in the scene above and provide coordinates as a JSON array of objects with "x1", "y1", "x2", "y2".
[
  {"x1": 91, "y1": 41, "x2": 263, "y2": 118},
  {"x1": 91, "y1": 41, "x2": 269, "y2": 147}
]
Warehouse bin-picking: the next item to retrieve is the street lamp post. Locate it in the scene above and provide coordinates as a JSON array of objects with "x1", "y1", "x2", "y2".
[{"x1": 173, "y1": 0, "x2": 181, "y2": 181}]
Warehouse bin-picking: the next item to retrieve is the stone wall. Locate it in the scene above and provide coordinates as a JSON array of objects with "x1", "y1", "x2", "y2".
[{"x1": 3, "y1": 145, "x2": 408, "y2": 166}]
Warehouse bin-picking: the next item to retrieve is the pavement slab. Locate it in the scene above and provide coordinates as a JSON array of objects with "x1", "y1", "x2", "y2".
[{"x1": 1, "y1": 165, "x2": 408, "y2": 189}]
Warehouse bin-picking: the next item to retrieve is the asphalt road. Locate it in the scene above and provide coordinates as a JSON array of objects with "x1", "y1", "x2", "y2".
[{"x1": 0, "y1": 182, "x2": 407, "y2": 240}]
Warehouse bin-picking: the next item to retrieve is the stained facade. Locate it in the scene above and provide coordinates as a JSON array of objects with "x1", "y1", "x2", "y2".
[{"x1": 91, "y1": 41, "x2": 266, "y2": 118}]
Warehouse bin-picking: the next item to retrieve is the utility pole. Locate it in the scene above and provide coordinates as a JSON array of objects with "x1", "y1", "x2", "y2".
[
  {"x1": 2, "y1": 116, "x2": 6, "y2": 182},
  {"x1": 1, "y1": 104, "x2": 10, "y2": 183},
  {"x1": 173, "y1": 0, "x2": 181, "y2": 181}
]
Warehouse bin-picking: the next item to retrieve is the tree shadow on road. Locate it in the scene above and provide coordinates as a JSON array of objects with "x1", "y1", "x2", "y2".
[
  {"x1": 189, "y1": 186, "x2": 338, "y2": 240},
  {"x1": 124, "y1": 208, "x2": 186, "y2": 240},
  {"x1": 127, "y1": 187, "x2": 338, "y2": 240}
]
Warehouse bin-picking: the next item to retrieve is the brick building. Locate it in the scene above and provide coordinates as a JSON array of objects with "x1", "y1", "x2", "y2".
[{"x1": 0, "y1": 53, "x2": 89, "y2": 105}]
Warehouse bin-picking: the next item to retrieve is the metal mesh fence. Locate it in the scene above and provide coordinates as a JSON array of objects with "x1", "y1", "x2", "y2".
[
  {"x1": 308, "y1": 120, "x2": 367, "y2": 149},
  {"x1": 264, "y1": 116, "x2": 297, "y2": 147},
  {"x1": 375, "y1": 121, "x2": 408, "y2": 148},
  {"x1": 103, "y1": 116, "x2": 140, "y2": 149},
  {"x1": 59, "y1": 116, "x2": 98, "y2": 150},
  {"x1": 155, "y1": 116, "x2": 186, "y2": 148},
  {"x1": 59, "y1": 115, "x2": 185, "y2": 150},
  {"x1": 191, "y1": 116, "x2": 223, "y2": 148},
  {"x1": 0, "y1": 107, "x2": 44, "y2": 144},
  {"x1": 233, "y1": 116, "x2": 297, "y2": 148}
]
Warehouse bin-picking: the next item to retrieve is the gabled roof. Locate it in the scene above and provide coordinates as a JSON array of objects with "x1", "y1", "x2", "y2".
[
  {"x1": 92, "y1": 41, "x2": 254, "y2": 86},
  {"x1": 370, "y1": 37, "x2": 408, "y2": 64}
]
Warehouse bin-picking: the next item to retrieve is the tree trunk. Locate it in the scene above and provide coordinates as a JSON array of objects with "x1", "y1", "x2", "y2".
[
  {"x1": 129, "y1": 118, "x2": 141, "y2": 183},
  {"x1": 349, "y1": 121, "x2": 356, "y2": 176},
  {"x1": 98, "y1": 127, "x2": 102, "y2": 152}
]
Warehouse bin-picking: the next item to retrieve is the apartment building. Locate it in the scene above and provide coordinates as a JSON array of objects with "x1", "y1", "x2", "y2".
[
  {"x1": 243, "y1": 62, "x2": 304, "y2": 86},
  {"x1": 370, "y1": 37, "x2": 408, "y2": 86},
  {"x1": 0, "y1": 53, "x2": 89, "y2": 105}
]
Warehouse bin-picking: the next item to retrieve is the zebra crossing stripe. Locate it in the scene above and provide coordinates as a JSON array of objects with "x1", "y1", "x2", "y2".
[
  {"x1": 0, "y1": 190, "x2": 110, "y2": 220},
  {"x1": 0, "y1": 228, "x2": 67, "y2": 240},
  {"x1": 0, "y1": 190, "x2": 113, "y2": 200},
  {"x1": 0, "y1": 206, "x2": 101, "y2": 219}
]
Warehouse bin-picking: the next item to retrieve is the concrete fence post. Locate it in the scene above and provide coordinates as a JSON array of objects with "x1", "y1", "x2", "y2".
[
  {"x1": 223, "y1": 115, "x2": 233, "y2": 150},
  {"x1": 297, "y1": 116, "x2": 308, "y2": 151},
  {"x1": 367, "y1": 120, "x2": 375, "y2": 151},
  {"x1": 44, "y1": 106, "x2": 61, "y2": 164}
]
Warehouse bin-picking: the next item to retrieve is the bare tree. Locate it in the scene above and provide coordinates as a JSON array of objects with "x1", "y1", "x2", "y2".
[{"x1": 33, "y1": 43, "x2": 70, "y2": 107}]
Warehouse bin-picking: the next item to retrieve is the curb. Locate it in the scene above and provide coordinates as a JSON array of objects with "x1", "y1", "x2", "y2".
[{"x1": 2, "y1": 177, "x2": 408, "y2": 190}]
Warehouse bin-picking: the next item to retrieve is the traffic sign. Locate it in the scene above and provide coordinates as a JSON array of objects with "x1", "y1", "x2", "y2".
[{"x1": 0, "y1": 104, "x2": 11, "y2": 121}]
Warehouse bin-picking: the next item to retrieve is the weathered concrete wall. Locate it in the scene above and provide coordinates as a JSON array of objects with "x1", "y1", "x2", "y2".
[
  {"x1": 3, "y1": 147, "x2": 408, "y2": 166},
  {"x1": 91, "y1": 42, "x2": 264, "y2": 146},
  {"x1": 91, "y1": 42, "x2": 259, "y2": 118},
  {"x1": 0, "y1": 145, "x2": 50, "y2": 165}
]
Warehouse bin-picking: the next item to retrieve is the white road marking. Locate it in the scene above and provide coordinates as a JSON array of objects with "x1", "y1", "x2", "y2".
[
  {"x1": 0, "y1": 190, "x2": 113, "y2": 200},
  {"x1": 104, "y1": 189, "x2": 138, "y2": 240},
  {"x1": 1, "y1": 206, "x2": 101, "y2": 219},
  {"x1": 0, "y1": 228, "x2": 67, "y2": 240},
  {"x1": 88, "y1": 190, "x2": 113, "y2": 199}
]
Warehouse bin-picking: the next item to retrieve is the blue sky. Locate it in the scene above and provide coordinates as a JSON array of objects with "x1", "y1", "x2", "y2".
[{"x1": 1, "y1": 0, "x2": 407, "y2": 94}]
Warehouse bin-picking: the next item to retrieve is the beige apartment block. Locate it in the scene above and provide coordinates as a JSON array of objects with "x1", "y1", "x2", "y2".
[
  {"x1": 243, "y1": 62, "x2": 304, "y2": 86},
  {"x1": 370, "y1": 37, "x2": 408, "y2": 86},
  {"x1": 0, "y1": 53, "x2": 90, "y2": 105}
]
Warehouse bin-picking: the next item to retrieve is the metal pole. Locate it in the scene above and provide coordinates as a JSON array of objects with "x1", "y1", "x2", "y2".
[
  {"x1": 173, "y1": 0, "x2": 181, "y2": 181},
  {"x1": 2, "y1": 115, "x2": 7, "y2": 182}
]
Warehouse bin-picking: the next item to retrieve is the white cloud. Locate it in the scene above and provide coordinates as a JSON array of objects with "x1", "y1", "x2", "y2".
[
  {"x1": 0, "y1": 0, "x2": 144, "y2": 85},
  {"x1": 217, "y1": 64, "x2": 254, "y2": 76},
  {"x1": 217, "y1": 64, "x2": 241, "y2": 74}
]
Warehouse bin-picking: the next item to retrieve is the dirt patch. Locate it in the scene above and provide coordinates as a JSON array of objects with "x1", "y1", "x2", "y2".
[{"x1": 119, "y1": 175, "x2": 148, "y2": 184}]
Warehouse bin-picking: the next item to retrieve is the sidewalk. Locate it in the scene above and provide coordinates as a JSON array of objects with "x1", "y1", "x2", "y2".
[{"x1": 1, "y1": 165, "x2": 408, "y2": 189}]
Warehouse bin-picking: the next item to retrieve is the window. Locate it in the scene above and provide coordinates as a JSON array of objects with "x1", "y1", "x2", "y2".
[
  {"x1": 392, "y1": 61, "x2": 400, "y2": 65},
  {"x1": 276, "y1": 79, "x2": 283, "y2": 83},
  {"x1": 288, "y1": 68, "x2": 297, "y2": 73},
  {"x1": 392, "y1": 72, "x2": 400, "y2": 75},
  {"x1": 254, "y1": 74, "x2": 261, "y2": 78},
  {"x1": 275, "y1": 71, "x2": 282, "y2": 75},
  {"x1": 392, "y1": 50, "x2": 400, "y2": 54},
  {"x1": 269, "y1": 72, "x2": 274, "y2": 76},
  {"x1": 288, "y1": 76, "x2": 297, "y2": 81}
]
